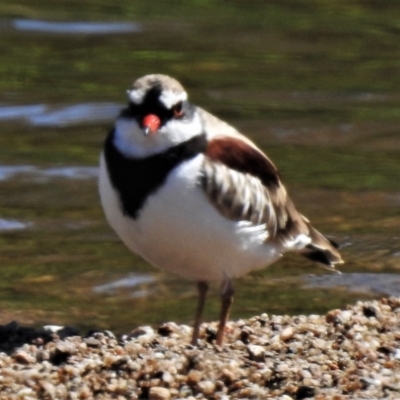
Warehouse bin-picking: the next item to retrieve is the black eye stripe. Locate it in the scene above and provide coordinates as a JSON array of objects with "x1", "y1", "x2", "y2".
[{"x1": 120, "y1": 88, "x2": 195, "y2": 123}]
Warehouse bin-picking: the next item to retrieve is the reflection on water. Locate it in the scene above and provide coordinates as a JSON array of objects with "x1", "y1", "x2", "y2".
[
  {"x1": 40, "y1": 167, "x2": 99, "y2": 179},
  {"x1": 93, "y1": 274, "x2": 155, "y2": 298},
  {"x1": 0, "y1": 218, "x2": 29, "y2": 231},
  {"x1": 305, "y1": 273, "x2": 400, "y2": 297},
  {"x1": 0, "y1": 165, "x2": 98, "y2": 181},
  {"x1": 12, "y1": 20, "x2": 142, "y2": 34},
  {"x1": 0, "y1": 103, "x2": 121, "y2": 127},
  {"x1": 30, "y1": 103, "x2": 121, "y2": 127},
  {"x1": 0, "y1": 105, "x2": 47, "y2": 121},
  {"x1": 0, "y1": 166, "x2": 36, "y2": 181}
]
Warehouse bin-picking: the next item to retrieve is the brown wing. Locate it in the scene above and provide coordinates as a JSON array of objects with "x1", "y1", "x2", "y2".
[{"x1": 201, "y1": 136, "x2": 343, "y2": 268}]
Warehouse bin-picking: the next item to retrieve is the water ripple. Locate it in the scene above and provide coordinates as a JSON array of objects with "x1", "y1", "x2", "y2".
[
  {"x1": 93, "y1": 274, "x2": 155, "y2": 298},
  {"x1": 0, "y1": 103, "x2": 121, "y2": 127},
  {"x1": 0, "y1": 165, "x2": 98, "y2": 182},
  {"x1": 12, "y1": 20, "x2": 142, "y2": 34},
  {"x1": 305, "y1": 273, "x2": 400, "y2": 297},
  {"x1": 0, "y1": 219, "x2": 29, "y2": 231}
]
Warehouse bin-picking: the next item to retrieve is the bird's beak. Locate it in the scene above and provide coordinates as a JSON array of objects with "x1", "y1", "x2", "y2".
[{"x1": 142, "y1": 114, "x2": 161, "y2": 136}]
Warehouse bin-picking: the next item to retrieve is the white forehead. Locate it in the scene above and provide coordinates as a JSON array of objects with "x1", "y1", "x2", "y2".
[
  {"x1": 127, "y1": 74, "x2": 188, "y2": 109},
  {"x1": 127, "y1": 88, "x2": 187, "y2": 109}
]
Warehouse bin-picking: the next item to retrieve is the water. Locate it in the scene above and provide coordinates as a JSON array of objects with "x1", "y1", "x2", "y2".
[
  {"x1": 305, "y1": 273, "x2": 400, "y2": 298},
  {"x1": 0, "y1": 103, "x2": 121, "y2": 126},
  {"x1": 11, "y1": 20, "x2": 142, "y2": 34},
  {"x1": 0, "y1": 2, "x2": 400, "y2": 333},
  {"x1": 93, "y1": 274, "x2": 155, "y2": 298},
  {"x1": 0, "y1": 218, "x2": 29, "y2": 231},
  {"x1": 0, "y1": 165, "x2": 98, "y2": 181}
]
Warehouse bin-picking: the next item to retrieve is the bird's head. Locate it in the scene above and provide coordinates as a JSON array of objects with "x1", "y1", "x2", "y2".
[{"x1": 114, "y1": 74, "x2": 203, "y2": 158}]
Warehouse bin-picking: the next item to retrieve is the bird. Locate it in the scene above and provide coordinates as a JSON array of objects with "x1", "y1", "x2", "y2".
[{"x1": 99, "y1": 74, "x2": 343, "y2": 346}]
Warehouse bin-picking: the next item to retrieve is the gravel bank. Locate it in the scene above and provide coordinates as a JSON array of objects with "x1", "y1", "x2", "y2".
[{"x1": 1, "y1": 297, "x2": 400, "y2": 399}]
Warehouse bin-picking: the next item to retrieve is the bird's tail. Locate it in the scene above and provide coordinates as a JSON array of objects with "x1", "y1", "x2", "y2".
[{"x1": 300, "y1": 225, "x2": 344, "y2": 273}]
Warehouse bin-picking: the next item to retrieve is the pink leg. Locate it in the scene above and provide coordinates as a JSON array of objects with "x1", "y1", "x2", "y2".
[
  {"x1": 191, "y1": 281, "x2": 209, "y2": 345},
  {"x1": 216, "y1": 277, "x2": 234, "y2": 346}
]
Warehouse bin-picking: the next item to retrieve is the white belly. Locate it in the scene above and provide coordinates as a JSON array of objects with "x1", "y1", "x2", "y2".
[{"x1": 99, "y1": 153, "x2": 281, "y2": 282}]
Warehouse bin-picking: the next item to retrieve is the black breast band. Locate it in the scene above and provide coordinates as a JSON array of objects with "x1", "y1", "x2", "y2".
[{"x1": 104, "y1": 131, "x2": 207, "y2": 219}]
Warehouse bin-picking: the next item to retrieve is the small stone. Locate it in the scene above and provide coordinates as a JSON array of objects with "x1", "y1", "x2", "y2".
[
  {"x1": 49, "y1": 346, "x2": 71, "y2": 366},
  {"x1": 276, "y1": 363, "x2": 290, "y2": 373},
  {"x1": 79, "y1": 385, "x2": 93, "y2": 399},
  {"x1": 17, "y1": 388, "x2": 35, "y2": 397},
  {"x1": 187, "y1": 370, "x2": 202, "y2": 385},
  {"x1": 103, "y1": 354, "x2": 120, "y2": 368},
  {"x1": 296, "y1": 385, "x2": 315, "y2": 399},
  {"x1": 312, "y1": 338, "x2": 327, "y2": 349},
  {"x1": 158, "y1": 323, "x2": 174, "y2": 337},
  {"x1": 40, "y1": 381, "x2": 56, "y2": 399},
  {"x1": 162, "y1": 371, "x2": 173, "y2": 383},
  {"x1": 247, "y1": 344, "x2": 265, "y2": 361},
  {"x1": 377, "y1": 346, "x2": 394, "y2": 356},
  {"x1": 270, "y1": 341, "x2": 283, "y2": 351},
  {"x1": 149, "y1": 387, "x2": 171, "y2": 400},
  {"x1": 84, "y1": 337, "x2": 101, "y2": 347},
  {"x1": 130, "y1": 326, "x2": 154, "y2": 338},
  {"x1": 325, "y1": 309, "x2": 341, "y2": 324},
  {"x1": 13, "y1": 350, "x2": 35, "y2": 364},
  {"x1": 339, "y1": 310, "x2": 352, "y2": 323},
  {"x1": 280, "y1": 326, "x2": 294, "y2": 341},
  {"x1": 198, "y1": 380, "x2": 215, "y2": 395},
  {"x1": 300, "y1": 369, "x2": 312, "y2": 379},
  {"x1": 363, "y1": 305, "x2": 378, "y2": 318},
  {"x1": 360, "y1": 377, "x2": 381, "y2": 388},
  {"x1": 221, "y1": 368, "x2": 236, "y2": 383},
  {"x1": 240, "y1": 326, "x2": 254, "y2": 343},
  {"x1": 345, "y1": 380, "x2": 363, "y2": 392},
  {"x1": 103, "y1": 330, "x2": 116, "y2": 339}
]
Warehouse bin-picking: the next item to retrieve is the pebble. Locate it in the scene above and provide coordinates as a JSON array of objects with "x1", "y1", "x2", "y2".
[
  {"x1": 198, "y1": 380, "x2": 215, "y2": 395},
  {"x1": 280, "y1": 326, "x2": 294, "y2": 341},
  {"x1": 12, "y1": 350, "x2": 35, "y2": 364},
  {"x1": 149, "y1": 387, "x2": 171, "y2": 400},
  {"x1": 0, "y1": 298, "x2": 400, "y2": 399},
  {"x1": 187, "y1": 370, "x2": 202, "y2": 385},
  {"x1": 247, "y1": 344, "x2": 266, "y2": 361}
]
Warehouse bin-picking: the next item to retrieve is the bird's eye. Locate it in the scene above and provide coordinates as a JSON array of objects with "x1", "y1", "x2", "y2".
[{"x1": 173, "y1": 102, "x2": 184, "y2": 118}]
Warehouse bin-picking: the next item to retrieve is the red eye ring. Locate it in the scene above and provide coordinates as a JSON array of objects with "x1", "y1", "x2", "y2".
[{"x1": 173, "y1": 102, "x2": 184, "y2": 118}]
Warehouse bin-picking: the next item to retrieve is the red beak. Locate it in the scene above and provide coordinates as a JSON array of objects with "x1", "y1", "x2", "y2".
[{"x1": 142, "y1": 114, "x2": 161, "y2": 136}]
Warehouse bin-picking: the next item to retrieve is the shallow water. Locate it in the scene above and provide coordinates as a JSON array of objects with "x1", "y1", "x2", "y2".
[
  {"x1": 93, "y1": 274, "x2": 155, "y2": 298},
  {"x1": 0, "y1": 1, "x2": 400, "y2": 333},
  {"x1": 11, "y1": 20, "x2": 142, "y2": 34},
  {"x1": 0, "y1": 218, "x2": 28, "y2": 231},
  {"x1": 305, "y1": 273, "x2": 400, "y2": 297},
  {"x1": 0, "y1": 165, "x2": 98, "y2": 181},
  {"x1": 0, "y1": 103, "x2": 121, "y2": 126}
]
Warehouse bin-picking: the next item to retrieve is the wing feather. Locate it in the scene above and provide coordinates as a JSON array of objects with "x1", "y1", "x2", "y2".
[
  {"x1": 200, "y1": 136, "x2": 343, "y2": 267},
  {"x1": 201, "y1": 158, "x2": 275, "y2": 227}
]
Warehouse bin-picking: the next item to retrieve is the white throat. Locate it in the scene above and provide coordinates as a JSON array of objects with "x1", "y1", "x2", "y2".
[{"x1": 113, "y1": 112, "x2": 203, "y2": 159}]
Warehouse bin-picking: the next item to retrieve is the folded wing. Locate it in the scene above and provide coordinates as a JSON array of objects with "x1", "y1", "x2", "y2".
[{"x1": 201, "y1": 136, "x2": 343, "y2": 269}]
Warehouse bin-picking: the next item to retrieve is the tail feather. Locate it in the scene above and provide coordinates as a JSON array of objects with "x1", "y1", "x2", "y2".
[
  {"x1": 301, "y1": 226, "x2": 344, "y2": 272},
  {"x1": 327, "y1": 237, "x2": 340, "y2": 250}
]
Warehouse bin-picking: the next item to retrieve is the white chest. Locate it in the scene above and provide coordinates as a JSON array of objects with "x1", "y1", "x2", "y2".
[{"x1": 99, "y1": 153, "x2": 281, "y2": 282}]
